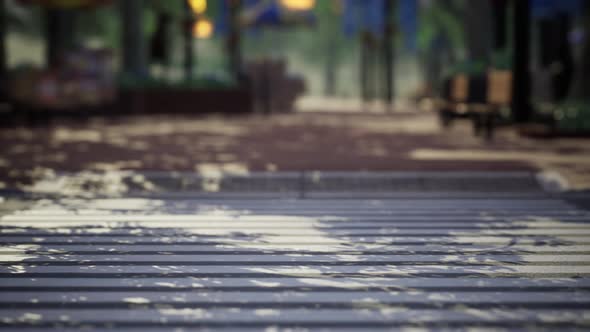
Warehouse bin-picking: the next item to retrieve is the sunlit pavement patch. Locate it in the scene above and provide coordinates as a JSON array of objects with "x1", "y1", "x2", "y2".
[{"x1": 410, "y1": 149, "x2": 590, "y2": 191}]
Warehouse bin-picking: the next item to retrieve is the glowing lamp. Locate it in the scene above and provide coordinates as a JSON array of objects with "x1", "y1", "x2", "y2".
[
  {"x1": 193, "y1": 19, "x2": 214, "y2": 39},
  {"x1": 280, "y1": 0, "x2": 316, "y2": 11},
  {"x1": 188, "y1": 0, "x2": 207, "y2": 15}
]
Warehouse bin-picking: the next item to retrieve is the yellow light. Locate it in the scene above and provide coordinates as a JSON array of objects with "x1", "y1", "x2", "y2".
[
  {"x1": 188, "y1": 0, "x2": 207, "y2": 15},
  {"x1": 280, "y1": 0, "x2": 316, "y2": 11},
  {"x1": 193, "y1": 19, "x2": 214, "y2": 39}
]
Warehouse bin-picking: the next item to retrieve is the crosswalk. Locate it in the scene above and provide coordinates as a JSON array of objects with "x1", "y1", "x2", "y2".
[{"x1": 1, "y1": 194, "x2": 590, "y2": 330}]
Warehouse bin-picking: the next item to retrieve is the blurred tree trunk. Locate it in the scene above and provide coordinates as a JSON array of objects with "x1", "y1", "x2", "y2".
[
  {"x1": 421, "y1": 0, "x2": 459, "y2": 97},
  {"x1": 360, "y1": 32, "x2": 378, "y2": 104},
  {"x1": 422, "y1": 36, "x2": 445, "y2": 95},
  {"x1": 0, "y1": 0, "x2": 6, "y2": 98},
  {"x1": 183, "y1": 0, "x2": 194, "y2": 81},
  {"x1": 120, "y1": 0, "x2": 148, "y2": 78},
  {"x1": 227, "y1": 0, "x2": 242, "y2": 82},
  {"x1": 511, "y1": 0, "x2": 532, "y2": 122},
  {"x1": 45, "y1": 8, "x2": 76, "y2": 67},
  {"x1": 439, "y1": 0, "x2": 462, "y2": 64},
  {"x1": 464, "y1": 0, "x2": 493, "y2": 61},
  {"x1": 46, "y1": 10, "x2": 59, "y2": 67},
  {"x1": 571, "y1": 4, "x2": 590, "y2": 101},
  {"x1": 383, "y1": 0, "x2": 395, "y2": 106},
  {"x1": 553, "y1": 14, "x2": 574, "y2": 101},
  {"x1": 319, "y1": 1, "x2": 342, "y2": 97},
  {"x1": 491, "y1": 0, "x2": 508, "y2": 51},
  {"x1": 360, "y1": 31, "x2": 370, "y2": 104},
  {"x1": 324, "y1": 37, "x2": 337, "y2": 96}
]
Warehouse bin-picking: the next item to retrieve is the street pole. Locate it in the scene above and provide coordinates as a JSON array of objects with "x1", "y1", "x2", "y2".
[
  {"x1": 383, "y1": 0, "x2": 395, "y2": 110},
  {"x1": 360, "y1": 30, "x2": 371, "y2": 108},
  {"x1": 227, "y1": 0, "x2": 242, "y2": 82},
  {"x1": 492, "y1": 0, "x2": 508, "y2": 51},
  {"x1": 571, "y1": 2, "x2": 590, "y2": 100},
  {"x1": 0, "y1": 0, "x2": 6, "y2": 99},
  {"x1": 464, "y1": 0, "x2": 493, "y2": 62},
  {"x1": 511, "y1": 0, "x2": 532, "y2": 123},
  {"x1": 183, "y1": 0, "x2": 195, "y2": 81},
  {"x1": 120, "y1": 0, "x2": 148, "y2": 78}
]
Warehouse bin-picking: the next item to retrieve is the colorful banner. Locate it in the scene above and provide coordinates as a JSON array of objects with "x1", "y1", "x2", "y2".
[{"x1": 237, "y1": 0, "x2": 315, "y2": 28}]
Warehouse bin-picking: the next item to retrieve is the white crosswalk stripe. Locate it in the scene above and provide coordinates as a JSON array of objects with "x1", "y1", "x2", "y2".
[{"x1": 1, "y1": 188, "x2": 590, "y2": 330}]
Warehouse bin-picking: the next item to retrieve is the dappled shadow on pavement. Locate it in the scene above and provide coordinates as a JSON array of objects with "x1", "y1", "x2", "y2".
[
  {"x1": 0, "y1": 113, "x2": 535, "y2": 188},
  {"x1": 3, "y1": 111, "x2": 590, "y2": 191}
]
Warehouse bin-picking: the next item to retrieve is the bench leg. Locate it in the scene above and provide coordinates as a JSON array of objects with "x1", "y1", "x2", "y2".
[
  {"x1": 484, "y1": 113, "x2": 495, "y2": 141},
  {"x1": 439, "y1": 109, "x2": 453, "y2": 129},
  {"x1": 472, "y1": 114, "x2": 483, "y2": 136}
]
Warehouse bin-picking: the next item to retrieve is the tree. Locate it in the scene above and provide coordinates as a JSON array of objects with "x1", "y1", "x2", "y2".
[
  {"x1": 182, "y1": 0, "x2": 194, "y2": 80},
  {"x1": 313, "y1": 0, "x2": 346, "y2": 96},
  {"x1": 570, "y1": 3, "x2": 590, "y2": 101},
  {"x1": 463, "y1": 0, "x2": 493, "y2": 62},
  {"x1": 0, "y1": 0, "x2": 6, "y2": 99},
  {"x1": 120, "y1": 0, "x2": 148, "y2": 78},
  {"x1": 45, "y1": 8, "x2": 77, "y2": 67},
  {"x1": 227, "y1": 0, "x2": 242, "y2": 81},
  {"x1": 512, "y1": 0, "x2": 532, "y2": 122},
  {"x1": 383, "y1": 0, "x2": 395, "y2": 105},
  {"x1": 417, "y1": 0, "x2": 464, "y2": 95}
]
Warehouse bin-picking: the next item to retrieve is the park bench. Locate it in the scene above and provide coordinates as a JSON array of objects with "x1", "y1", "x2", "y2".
[
  {"x1": 470, "y1": 69, "x2": 513, "y2": 140},
  {"x1": 438, "y1": 69, "x2": 512, "y2": 141},
  {"x1": 438, "y1": 75, "x2": 465, "y2": 128},
  {"x1": 437, "y1": 73, "x2": 486, "y2": 128}
]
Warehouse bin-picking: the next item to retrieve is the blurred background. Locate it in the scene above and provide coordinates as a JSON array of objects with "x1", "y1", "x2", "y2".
[
  {"x1": 0, "y1": 0, "x2": 586, "y2": 113},
  {"x1": 0, "y1": 0, "x2": 589, "y2": 192}
]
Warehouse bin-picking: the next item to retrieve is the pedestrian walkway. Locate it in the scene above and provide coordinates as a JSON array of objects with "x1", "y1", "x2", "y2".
[
  {"x1": 1, "y1": 172, "x2": 590, "y2": 330},
  {"x1": 3, "y1": 111, "x2": 590, "y2": 191}
]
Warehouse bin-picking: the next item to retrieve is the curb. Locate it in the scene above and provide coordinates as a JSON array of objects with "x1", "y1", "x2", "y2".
[{"x1": 7, "y1": 171, "x2": 554, "y2": 199}]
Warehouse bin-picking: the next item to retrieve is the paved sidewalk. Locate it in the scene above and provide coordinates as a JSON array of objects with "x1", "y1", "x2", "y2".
[{"x1": 1, "y1": 111, "x2": 590, "y2": 191}]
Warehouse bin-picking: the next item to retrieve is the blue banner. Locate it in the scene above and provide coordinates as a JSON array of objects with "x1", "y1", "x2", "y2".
[
  {"x1": 214, "y1": 0, "x2": 229, "y2": 36},
  {"x1": 237, "y1": 0, "x2": 315, "y2": 28},
  {"x1": 342, "y1": 0, "x2": 386, "y2": 38}
]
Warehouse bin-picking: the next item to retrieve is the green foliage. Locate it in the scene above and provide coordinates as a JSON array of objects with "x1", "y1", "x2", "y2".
[
  {"x1": 554, "y1": 101, "x2": 590, "y2": 132},
  {"x1": 119, "y1": 72, "x2": 235, "y2": 90},
  {"x1": 75, "y1": 6, "x2": 120, "y2": 49},
  {"x1": 5, "y1": 2, "x2": 42, "y2": 34},
  {"x1": 449, "y1": 59, "x2": 486, "y2": 76},
  {"x1": 417, "y1": 1, "x2": 464, "y2": 52},
  {"x1": 491, "y1": 49, "x2": 512, "y2": 70}
]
